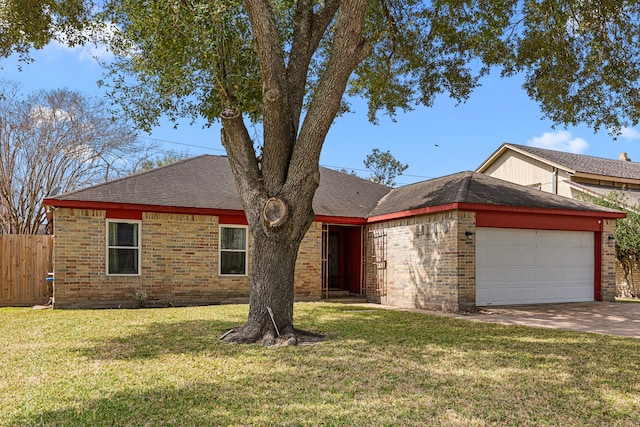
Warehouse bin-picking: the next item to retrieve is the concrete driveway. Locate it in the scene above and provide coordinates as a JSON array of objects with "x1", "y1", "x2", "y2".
[{"x1": 455, "y1": 302, "x2": 640, "y2": 339}]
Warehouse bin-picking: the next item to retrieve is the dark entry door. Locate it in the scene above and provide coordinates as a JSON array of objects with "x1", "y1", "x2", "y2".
[
  {"x1": 328, "y1": 231, "x2": 341, "y2": 289},
  {"x1": 323, "y1": 225, "x2": 362, "y2": 296}
]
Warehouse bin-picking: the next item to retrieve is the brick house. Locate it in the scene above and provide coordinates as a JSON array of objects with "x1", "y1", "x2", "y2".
[{"x1": 44, "y1": 155, "x2": 624, "y2": 311}]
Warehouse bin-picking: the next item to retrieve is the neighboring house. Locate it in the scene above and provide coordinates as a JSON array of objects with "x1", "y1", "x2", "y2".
[
  {"x1": 44, "y1": 155, "x2": 624, "y2": 311},
  {"x1": 477, "y1": 143, "x2": 640, "y2": 206},
  {"x1": 477, "y1": 143, "x2": 640, "y2": 296}
]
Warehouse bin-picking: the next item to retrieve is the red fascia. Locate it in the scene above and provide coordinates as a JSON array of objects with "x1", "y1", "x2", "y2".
[
  {"x1": 367, "y1": 202, "x2": 625, "y2": 232},
  {"x1": 43, "y1": 199, "x2": 367, "y2": 226},
  {"x1": 457, "y1": 202, "x2": 626, "y2": 219},
  {"x1": 44, "y1": 199, "x2": 625, "y2": 231},
  {"x1": 43, "y1": 199, "x2": 248, "y2": 224},
  {"x1": 366, "y1": 203, "x2": 461, "y2": 223},
  {"x1": 313, "y1": 215, "x2": 367, "y2": 225}
]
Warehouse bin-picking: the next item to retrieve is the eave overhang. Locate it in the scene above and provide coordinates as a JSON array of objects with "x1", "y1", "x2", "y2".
[
  {"x1": 572, "y1": 171, "x2": 640, "y2": 186},
  {"x1": 45, "y1": 199, "x2": 624, "y2": 233},
  {"x1": 367, "y1": 202, "x2": 624, "y2": 232},
  {"x1": 43, "y1": 199, "x2": 369, "y2": 226}
]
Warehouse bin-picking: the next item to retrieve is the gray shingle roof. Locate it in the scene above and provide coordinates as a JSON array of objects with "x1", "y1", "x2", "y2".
[
  {"x1": 51, "y1": 155, "x2": 391, "y2": 218},
  {"x1": 508, "y1": 143, "x2": 640, "y2": 180},
  {"x1": 314, "y1": 167, "x2": 391, "y2": 218},
  {"x1": 369, "y1": 171, "x2": 620, "y2": 217},
  {"x1": 50, "y1": 155, "x2": 619, "y2": 219},
  {"x1": 53, "y1": 155, "x2": 243, "y2": 210}
]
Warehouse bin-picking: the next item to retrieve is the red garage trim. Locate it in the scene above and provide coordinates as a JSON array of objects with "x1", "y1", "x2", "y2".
[
  {"x1": 458, "y1": 202, "x2": 625, "y2": 219},
  {"x1": 475, "y1": 210, "x2": 604, "y2": 232},
  {"x1": 594, "y1": 232, "x2": 602, "y2": 301},
  {"x1": 366, "y1": 202, "x2": 624, "y2": 225}
]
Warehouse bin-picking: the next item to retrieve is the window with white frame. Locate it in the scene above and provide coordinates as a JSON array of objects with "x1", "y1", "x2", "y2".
[
  {"x1": 219, "y1": 225, "x2": 247, "y2": 275},
  {"x1": 107, "y1": 220, "x2": 141, "y2": 275}
]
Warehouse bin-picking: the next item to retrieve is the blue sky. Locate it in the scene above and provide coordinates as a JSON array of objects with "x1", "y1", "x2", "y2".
[{"x1": 3, "y1": 40, "x2": 640, "y2": 187}]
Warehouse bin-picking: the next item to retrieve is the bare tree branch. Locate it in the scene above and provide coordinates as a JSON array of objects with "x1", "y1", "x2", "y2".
[{"x1": 0, "y1": 81, "x2": 155, "y2": 234}]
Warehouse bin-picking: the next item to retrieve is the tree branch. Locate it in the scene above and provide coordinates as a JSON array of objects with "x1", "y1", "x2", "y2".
[
  {"x1": 220, "y1": 110, "x2": 264, "y2": 225},
  {"x1": 291, "y1": 0, "x2": 371, "y2": 182},
  {"x1": 243, "y1": 0, "x2": 294, "y2": 190},
  {"x1": 287, "y1": 0, "x2": 340, "y2": 128}
]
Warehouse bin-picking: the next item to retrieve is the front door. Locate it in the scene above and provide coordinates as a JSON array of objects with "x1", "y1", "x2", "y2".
[{"x1": 322, "y1": 225, "x2": 362, "y2": 297}]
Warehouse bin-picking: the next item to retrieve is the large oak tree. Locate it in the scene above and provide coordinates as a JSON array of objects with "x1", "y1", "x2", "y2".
[{"x1": 4, "y1": 0, "x2": 640, "y2": 344}]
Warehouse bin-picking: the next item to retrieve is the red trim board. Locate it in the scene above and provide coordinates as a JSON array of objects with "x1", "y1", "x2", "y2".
[
  {"x1": 475, "y1": 210, "x2": 604, "y2": 232},
  {"x1": 594, "y1": 232, "x2": 602, "y2": 301},
  {"x1": 45, "y1": 199, "x2": 248, "y2": 224},
  {"x1": 106, "y1": 209, "x2": 142, "y2": 220},
  {"x1": 46, "y1": 199, "x2": 624, "y2": 230}
]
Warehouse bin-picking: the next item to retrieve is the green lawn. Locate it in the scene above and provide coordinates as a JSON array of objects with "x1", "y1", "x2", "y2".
[{"x1": 1, "y1": 302, "x2": 639, "y2": 426}]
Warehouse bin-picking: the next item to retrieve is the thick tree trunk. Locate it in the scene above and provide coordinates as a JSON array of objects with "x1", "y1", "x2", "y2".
[
  {"x1": 224, "y1": 230, "x2": 298, "y2": 345},
  {"x1": 220, "y1": 195, "x2": 323, "y2": 346},
  {"x1": 219, "y1": 0, "x2": 370, "y2": 346}
]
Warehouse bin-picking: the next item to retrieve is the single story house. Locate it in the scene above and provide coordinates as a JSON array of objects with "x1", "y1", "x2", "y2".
[{"x1": 44, "y1": 155, "x2": 624, "y2": 311}]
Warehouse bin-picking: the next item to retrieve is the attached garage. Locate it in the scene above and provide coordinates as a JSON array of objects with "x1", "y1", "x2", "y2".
[
  {"x1": 365, "y1": 171, "x2": 624, "y2": 312},
  {"x1": 476, "y1": 228, "x2": 595, "y2": 306}
]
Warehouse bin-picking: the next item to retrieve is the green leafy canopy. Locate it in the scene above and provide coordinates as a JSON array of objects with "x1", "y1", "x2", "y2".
[
  {"x1": 4, "y1": 1, "x2": 640, "y2": 135},
  {"x1": 586, "y1": 190, "x2": 640, "y2": 262},
  {"x1": 113, "y1": 1, "x2": 640, "y2": 135},
  {"x1": 1, "y1": 0, "x2": 97, "y2": 65},
  {"x1": 364, "y1": 148, "x2": 408, "y2": 187}
]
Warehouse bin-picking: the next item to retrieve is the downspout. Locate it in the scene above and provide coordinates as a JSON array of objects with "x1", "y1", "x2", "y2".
[{"x1": 551, "y1": 168, "x2": 558, "y2": 194}]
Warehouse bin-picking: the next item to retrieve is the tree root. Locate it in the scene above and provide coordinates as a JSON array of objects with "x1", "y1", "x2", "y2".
[{"x1": 220, "y1": 325, "x2": 326, "y2": 347}]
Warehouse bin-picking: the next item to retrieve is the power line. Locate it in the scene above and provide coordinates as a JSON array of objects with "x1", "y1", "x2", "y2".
[
  {"x1": 147, "y1": 137, "x2": 436, "y2": 182},
  {"x1": 321, "y1": 164, "x2": 435, "y2": 181},
  {"x1": 139, "y1": 136, "x2": 226, "y2": 153}
]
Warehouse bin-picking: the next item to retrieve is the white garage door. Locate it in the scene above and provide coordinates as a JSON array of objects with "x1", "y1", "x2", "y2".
[{"x1": 476, "y1": 228, "x2": 594, "y2": 306}]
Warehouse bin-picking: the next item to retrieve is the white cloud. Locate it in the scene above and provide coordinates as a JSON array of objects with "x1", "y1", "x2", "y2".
[
  {"x1": 619, "y1": 127, "x2": 640, "y2": 140},
  {"x1": 42, "y1": 22, "x2": 118, "y2": 63},
  {"x1": 43, "y1": 40, "x2": 111, "y2": 63},
  {"x1": 30, "y1": 105, "x2": 71, "y2": 126},
  {"x1": 527, "y1": 130, "x2": 588, "y2": 154},
  {"x1": 67, "y1": 143, "x2": 97, "y2": 161}
]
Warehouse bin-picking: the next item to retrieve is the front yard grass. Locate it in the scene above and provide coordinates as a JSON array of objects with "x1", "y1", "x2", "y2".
[{"x1": 1, "y1": 302, "x2": 639, "y2": 426}]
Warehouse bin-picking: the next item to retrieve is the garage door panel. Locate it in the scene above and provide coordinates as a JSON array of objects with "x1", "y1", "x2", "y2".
[{"x1": 476, "y1": 228, "x2": 594, "y2": 306}]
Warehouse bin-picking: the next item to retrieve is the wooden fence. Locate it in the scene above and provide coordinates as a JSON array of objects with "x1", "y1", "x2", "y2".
[{"x1": 0, "y1": 235, "x2": 53, "y2": 307}]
